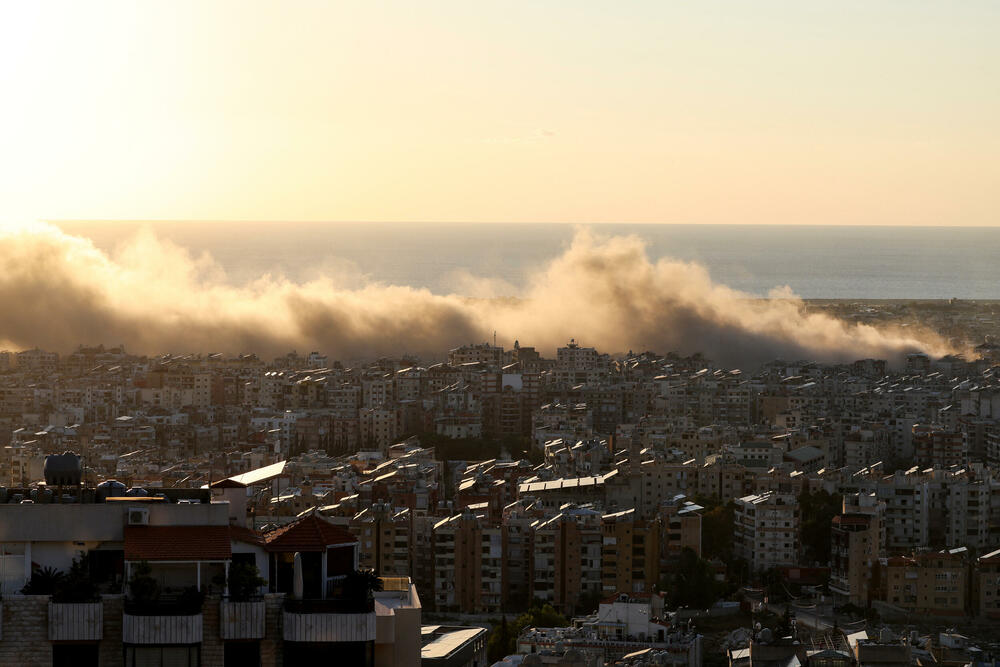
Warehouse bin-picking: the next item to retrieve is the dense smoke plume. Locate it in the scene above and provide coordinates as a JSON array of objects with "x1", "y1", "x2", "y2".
[{"x1": 0, "y1": 222, "x2": 953, "y2": 367}]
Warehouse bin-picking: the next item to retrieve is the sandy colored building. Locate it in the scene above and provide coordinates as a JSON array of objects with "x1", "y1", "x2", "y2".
[{"x1": 883, "y1": 548, "x2": 969, "y2": 616}]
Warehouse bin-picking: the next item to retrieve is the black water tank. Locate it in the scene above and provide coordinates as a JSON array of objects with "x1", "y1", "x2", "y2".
[
  {"x1": 96, "y1": 480, "x2": 127, "y2": 502},
  {"x1": 30, "y1": 487, "x2": 53, "y2": 503},
  {"x1": 43, "y1": 451, "x2": 82, "y2": 486}
]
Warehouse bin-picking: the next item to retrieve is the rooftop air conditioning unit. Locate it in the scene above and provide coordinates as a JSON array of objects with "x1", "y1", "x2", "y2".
[{"x1": 127, "y1": 507, "x2": 149, "y2": 525}]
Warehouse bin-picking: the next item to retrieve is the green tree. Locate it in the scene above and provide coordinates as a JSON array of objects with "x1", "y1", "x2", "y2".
[
  {"x1": 798, "y1": 489, "x2": 842, "y2": 565},
  {"x1": 699, "y1": 499, "x2": 736, "y2": 562},
  {"x1": 21, "y1": 566, "x2": 65, "y2": 596},
  {"x1": 487, "y1": 603, "x2": 569, "y2": 659},
  {"x1": 407, "y1": 432, "x2": 503, "y2": 461},
  {"x1": 662, "y1": 547, "x2": 723, "y2": 609},
  {"x1": 52, "y1": 554, "x2": 100, "y2": 602},
  {"x1": 225, "y1": 562, "x2": 267, "y2": 601},
  {"x1": 126, "y1": 561, "x2": 160, "y2": 610},
  {"x1": 344, "y1": 568, "x2": 383, "y2": 606},
  {"x1": 487, "y1": 616, "x2": 515, "y2": 663}
]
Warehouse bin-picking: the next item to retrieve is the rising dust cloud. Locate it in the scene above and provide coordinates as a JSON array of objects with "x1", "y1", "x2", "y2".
[{"x1": 0, "y1": 222, "x2": 954, "y2": 367}]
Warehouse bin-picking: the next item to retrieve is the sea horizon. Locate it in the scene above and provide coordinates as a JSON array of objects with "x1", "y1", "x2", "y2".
[{"x1": 52, "y1": 220, "x2": 1000, "y2": 301}]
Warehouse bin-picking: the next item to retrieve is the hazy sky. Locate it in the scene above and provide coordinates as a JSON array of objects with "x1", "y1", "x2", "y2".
[{"x1": 1, "y1": 1, "x2": 998, "y2": 225}]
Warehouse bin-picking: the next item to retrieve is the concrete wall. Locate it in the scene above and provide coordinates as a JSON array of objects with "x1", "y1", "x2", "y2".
[
  {"x1": 0, "y1": 596, "x2": 51, "y2": 667},
  {"x1": 262, "y1": 593, "x2": 284, "y2": 667},
  {"x1": 100, "y1": 596, "x2": 125, "y2": 667},
  {"x1": 0, "y1": 593, "x2": 337, "y2": 667},
  {"x1": 0, "y1": 505, "x2": 123, "y2": 541},
  {"x1": 202, "y1": 598, "x2": 224, "y2": 667},
  {"x1": 0, "y1": 501, "x2": 230, "y2": 541}
]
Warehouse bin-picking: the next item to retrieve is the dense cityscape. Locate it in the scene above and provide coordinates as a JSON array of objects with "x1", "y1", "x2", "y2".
[
  {"x1": 5, "y1": 0, "x2": 999, "y2": 665},
  {"x1": 1, "y1": 300, "x2": 998, "y2": 666}
]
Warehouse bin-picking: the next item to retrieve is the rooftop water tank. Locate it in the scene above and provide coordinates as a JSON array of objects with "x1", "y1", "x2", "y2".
[
  {"x1": 44, "y1": 451, "x2": 82, "y2": 486},
  {"x1": 96, "y1": 480, "x2": 127, "y2": 502}
]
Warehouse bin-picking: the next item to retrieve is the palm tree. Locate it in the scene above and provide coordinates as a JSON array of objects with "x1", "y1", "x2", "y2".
[
  {"x1": 343, "y1": 569, "x2": 383, "y2": 610},
  {"x1": 21, "y1": 566, "x2": 65, "y2": 595}
]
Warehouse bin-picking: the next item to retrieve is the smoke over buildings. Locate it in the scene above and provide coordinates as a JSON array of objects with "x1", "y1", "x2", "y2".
[{"x1": 0, "y1": 222, "x2": 952, "y2": 365}]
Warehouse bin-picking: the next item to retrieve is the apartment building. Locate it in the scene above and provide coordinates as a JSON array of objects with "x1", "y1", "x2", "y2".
[
  {"x1": 531, "y1": 506, "x2": 603, "y2": 615},
  {"x1": 350, "y1": 502, "x2": 413, "y2": 577},
  {"x1": 944, "y1": 477, "x2": 994, "y2": 551},
  {"x1": 360, "y1": 407, "x2": 401, "y2": 451},
  {"x1": 913, "y1": 425, "x2": 967, "y2": 469},
  {"x1": 604, "y1": 461, "x2": 695, "y2": 518},
  {"x1": 501, "y1": 502, "x2": 539, "y2": 611},
  {"x1": 733, "y1": 492, "x2": 799, "y2": 571},
  {"x1": 430, "y1": 510, "x2": 502, "y2": 614},
  {"x1": 658, "y1": 496, "x2": 703, "y2": 558},
  {"x1": 693, "y1": 461, "x2": 749, "y2": 501},
  {"x1": 532, "y1": 403, "x2": 594, "y2": 449},
  {"x1": 875, "y1": 470, "x2": 931, "y2": 553},
  {"x1": 0, "y1": 486, "x2": 421, "y2": 667},
  {"x1": 975, "y1": 548, "x2": 1000, "y2": 619},
  {"x1": 601, "y1": 509, "x2": 660, "y2": 594},
  {"x1": 882, "y1": 549, "x2": 969, "y2": 616},
  {"x1": 15, "y1": 347, "x2": 59, "y2": 374},
  {"x1": 517, "y1": 593, "x2": 702, "y2": 666},
  {"x1": 843, "y1": 427, "x2": 890, "y2": 472},
  {"x1": 447, "y1": 343, "x2": 503, "y2": 369},
  {"x1": 829, "y1": 493, "x2": 884, "y2": 606}
]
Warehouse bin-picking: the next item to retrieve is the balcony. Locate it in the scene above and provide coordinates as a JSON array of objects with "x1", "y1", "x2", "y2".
[
  {"x1": 49, "y1": 601, "x2": 103, "y2": 641},
  {"x1": 219, "y1": 598, "x2": 266, "y2": 640},
  {"x1": 123, "y1": 599, "x2": 204, "y2": 644},
  {"x1": 282, "y1": 597, "x2": 376, "y2": 643}
]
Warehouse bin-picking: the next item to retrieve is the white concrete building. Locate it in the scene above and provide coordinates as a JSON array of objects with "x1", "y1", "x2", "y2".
[{"x1": 733, "y1": 492, "x2": 799, "y2": 571}]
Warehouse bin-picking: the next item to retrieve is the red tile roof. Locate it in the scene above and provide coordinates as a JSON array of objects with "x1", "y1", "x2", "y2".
[
  {"x1": 125, "y1": 525, "x2": 232, "y2": 561},
  {"x1": 263, "y1": 513, "x2": 357, "y2": 552},
  {"x1": 229, "y1": 524, "x2": 265, "y2": 546}
]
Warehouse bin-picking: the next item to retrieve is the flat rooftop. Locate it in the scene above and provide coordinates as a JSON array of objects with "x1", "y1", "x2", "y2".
[{"x1": 421, "y1": 626, "x2": 486, "y2": 661}]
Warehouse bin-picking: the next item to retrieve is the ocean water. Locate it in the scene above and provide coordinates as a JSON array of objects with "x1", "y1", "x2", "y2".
[{"x1": 54, "y1": 221, "x2": 1000, "y2": 300}]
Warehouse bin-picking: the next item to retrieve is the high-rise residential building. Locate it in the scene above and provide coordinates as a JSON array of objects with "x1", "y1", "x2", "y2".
[
  {"x1": 975, "y1": 548, "x2": 1000, "y2": 619},
  {"x1": 882, "y1": 548, "x2": 969, "y2": 616},
  {"x1": 658, "y1": 496, "x2": 703, "y2": 558},
  {"x1": 601, "y1": 509, "x2": 661, "y2": 594},
  {"x1": 733, "y1": 492, "x2": 799, "y2": 571},
  {"x1": 875, "y1": 470, "x2": 931, "y2": 553},
  {"x1": 531, "y1": 506, "x2": 603, "y2": 615},
  {"x1": 829, "y1": 493, "x2": 883, "y2": 606},
  {"x1": 430, "y1": 510, "x2": 502, "y2": 614},
  {"x1": 447, "y1": 343, "x2": 504, "y2": 369}
]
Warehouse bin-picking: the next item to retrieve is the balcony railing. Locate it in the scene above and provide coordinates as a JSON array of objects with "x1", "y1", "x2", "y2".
[
  {"x1": 123, "y1": 597, "x2": 204, "y2": 644},
  {"x1": 219, "y1": 598, "x2": 266, "y2": 640},
  {"x1": 49, "y1": 601, "x2": 104, "y2": 641},
  {"x1": 282, "y1": 596, "x2": 376, "y2": 643}
]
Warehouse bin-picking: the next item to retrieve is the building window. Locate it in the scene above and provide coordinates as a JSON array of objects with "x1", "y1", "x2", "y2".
[
  {"x1": 124, "y1": 645, "x2": 200, "y2": 667},
  {"x1": 54, "y1": 643, "x2": 99, "y2": 667},
  {"x1": 224, "y1": 641, "x2": 261, "y2": 667}
]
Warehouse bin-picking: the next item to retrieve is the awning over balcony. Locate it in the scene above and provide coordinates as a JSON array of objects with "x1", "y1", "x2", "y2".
[{"x1": 125, "y1": 525, "x2": 232, "y2": 561}]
